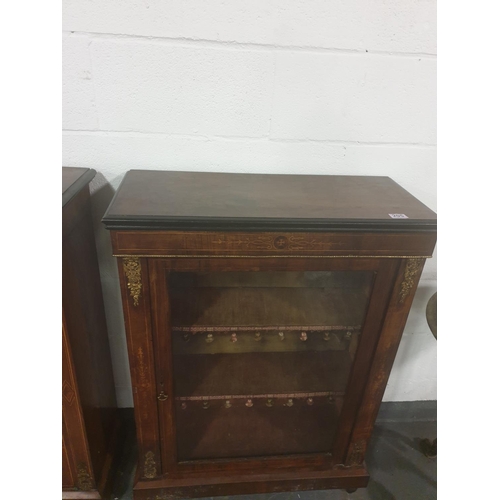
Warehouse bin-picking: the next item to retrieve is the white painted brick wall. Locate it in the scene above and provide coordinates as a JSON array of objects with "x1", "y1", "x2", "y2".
[
  {"x1": 62, "y1": 34, "x2": 98, "y2": 130},
  {"x1": 90, "y1": 40, "x2": 275, "y2": 136},
  {"x1": 62, "y1": 0, "x2": 437, "y2": 407},
  {"x1": 62, "y1": 0, "x2": 436, "y2": 54},
  {"x1": 272, "y1": 53, "x2": 436, "y2": 143}
]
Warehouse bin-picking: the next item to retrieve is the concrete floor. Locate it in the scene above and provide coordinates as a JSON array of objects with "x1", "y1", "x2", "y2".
[{"x1": 110, "y1": 412, "x2": 436, "y2": 500}]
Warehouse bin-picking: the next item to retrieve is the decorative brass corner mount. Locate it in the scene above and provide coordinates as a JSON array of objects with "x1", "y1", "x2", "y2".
[
  {"x1": 76, "y1": 462, "x2": 93, "y2": 491},
  {"x1": 123, "y1": 257, "x2": 142, "y2": 306},
  {"x1": 399, "y1": 258, "x2": 424, "y2": 304},
  {"x1": 144, "y1": 451, "x2": 157, "y2": 479}
]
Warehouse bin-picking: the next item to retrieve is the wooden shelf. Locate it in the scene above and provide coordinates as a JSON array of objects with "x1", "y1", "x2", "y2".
[
  {"x1": 172, "y1": 328, "x2": 360, "y2": 355},
  {"x1": 173, "y1": 350, "x2": 352, "y2": 398}
]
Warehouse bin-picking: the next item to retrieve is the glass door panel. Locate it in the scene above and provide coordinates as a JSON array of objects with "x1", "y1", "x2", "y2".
[{"x1": 168, "y1": 271, "x2": 374, "y2": 461}]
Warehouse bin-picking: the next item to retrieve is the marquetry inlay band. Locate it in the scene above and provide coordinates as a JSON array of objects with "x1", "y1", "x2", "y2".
[{"x1": 114, "y1": 254, "x2": 432, "y2": 259}]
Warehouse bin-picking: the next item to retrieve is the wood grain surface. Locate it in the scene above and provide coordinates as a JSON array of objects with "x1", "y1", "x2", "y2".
[{"x1": 103, "y1": 170, "x2": 436, "y2": 232}]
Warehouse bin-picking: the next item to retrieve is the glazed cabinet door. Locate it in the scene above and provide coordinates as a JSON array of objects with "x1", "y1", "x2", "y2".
[{"x1": 148, "y1": 257, "x2": 400, "y2": 476}]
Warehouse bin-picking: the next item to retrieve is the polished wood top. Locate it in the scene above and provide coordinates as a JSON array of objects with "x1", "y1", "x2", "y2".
[
  {"x1": 62, "y1": 167, "x2": 96, "y2": 207},
  {"x1": 103, "y1": 170, "x2": 436, "y2": 232}
]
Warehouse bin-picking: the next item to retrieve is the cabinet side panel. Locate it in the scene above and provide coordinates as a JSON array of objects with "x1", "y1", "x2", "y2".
[
  {"x1": 117, "y1": 257, "x2": 162, "y2": 480},
  {"x1": 63, "y1": 187, "x2": 117, "y2": 489},
  {"x1": 62, "y1": 315, "x2": 95, "y2": 491},
  {"x1": 344, "y1": 258, "x2": 427, "y2": 465},
  {"x1": 62, "y1": 434, "x2": 74, "y2": 488}
]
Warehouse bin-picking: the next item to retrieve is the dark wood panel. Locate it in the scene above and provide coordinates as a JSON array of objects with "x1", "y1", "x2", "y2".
[
  {"x1": 63, "y1": 189, "x2": 117, "y2": 489},
  {"x1": 62, "y1": 168, "x2": 118, "y2": 499},
  {"x1": 103, "y1": 170, "x2": 436, "y2": 232},
  {"x1": 63, "y1": 167, "x2": 96, "y2": 207},
  {"x1": 111, "y1": 230, "x2": 436, "y2": 257},
  {"x1": 62, "y1": 316, "x2": 93, "y2": 490},
  {"x1": 63, "y1": 185, "x2": 94, "y2": 237},
  {"x1": 117, "y1": 257, "x2": 162, "y2": 480},
  {"x1": 62, "y1": 435, "x2": 74, "y2": 488}
]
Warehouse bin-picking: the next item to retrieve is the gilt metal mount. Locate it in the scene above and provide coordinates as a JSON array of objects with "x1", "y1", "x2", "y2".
[{"x1": 123, "y1": 257, "x2": 142, "y2": 306}]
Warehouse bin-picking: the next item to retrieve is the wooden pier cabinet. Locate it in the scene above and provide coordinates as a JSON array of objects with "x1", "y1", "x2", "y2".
[
  {"x1": 103, "y1": 170, "x2": 437, "y2": 499},
  {"x1": 63, "y1": 167, "x2": 118, "y2": 499}
]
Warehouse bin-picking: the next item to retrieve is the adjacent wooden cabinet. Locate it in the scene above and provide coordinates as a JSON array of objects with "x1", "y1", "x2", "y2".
[
  {"x1": 103, "y1": 170, "x2": 437, "y2": 499},
  {"x1": 63, "y1": 167, "x2": 118, "y2": 499}
]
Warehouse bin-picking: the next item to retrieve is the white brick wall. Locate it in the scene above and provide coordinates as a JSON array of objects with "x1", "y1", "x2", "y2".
[
  {"x1": 90, "y1": 39, "x2": 275, "y2": 136},
  {"x1": 62, "y1": 34, "x2": 98, "y2": 129},
  {"x1": 272, "y1": 53, "x2": 436, "y2": 143},
  {"x1": 62, "y1": 0, "x2": 437, "y2": 407}
]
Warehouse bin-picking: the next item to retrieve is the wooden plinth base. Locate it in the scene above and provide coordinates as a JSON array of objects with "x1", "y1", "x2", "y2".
[{"x1": 133, "y1": 466, "x2": 369, "y2": 499}]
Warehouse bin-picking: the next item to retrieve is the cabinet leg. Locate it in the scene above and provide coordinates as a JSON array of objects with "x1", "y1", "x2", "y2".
[{"x1": 346, "y1": 488, "x2": 357, "y2": 494}]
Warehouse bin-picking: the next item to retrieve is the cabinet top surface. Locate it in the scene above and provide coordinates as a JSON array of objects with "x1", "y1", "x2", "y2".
[
  {"x1": 103, "y1": 170, "x2": 436, "y2": 232},
  {"x1": 62, "y1": 167, "x2": 96, "y2": 207}
]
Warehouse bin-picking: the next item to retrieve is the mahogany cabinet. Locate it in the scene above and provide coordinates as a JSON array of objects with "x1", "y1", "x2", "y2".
[
  {"x1": 63, "y1": 167, "x2": 118, "y2": 499},
  {"x1": 102, "y1": 170, "x2": 437, "y2": 499}
]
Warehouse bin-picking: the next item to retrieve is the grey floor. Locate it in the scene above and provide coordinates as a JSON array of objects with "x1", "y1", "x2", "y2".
[{"x1": 110, "y1": 411, "x2": 436, "y2": 500}]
